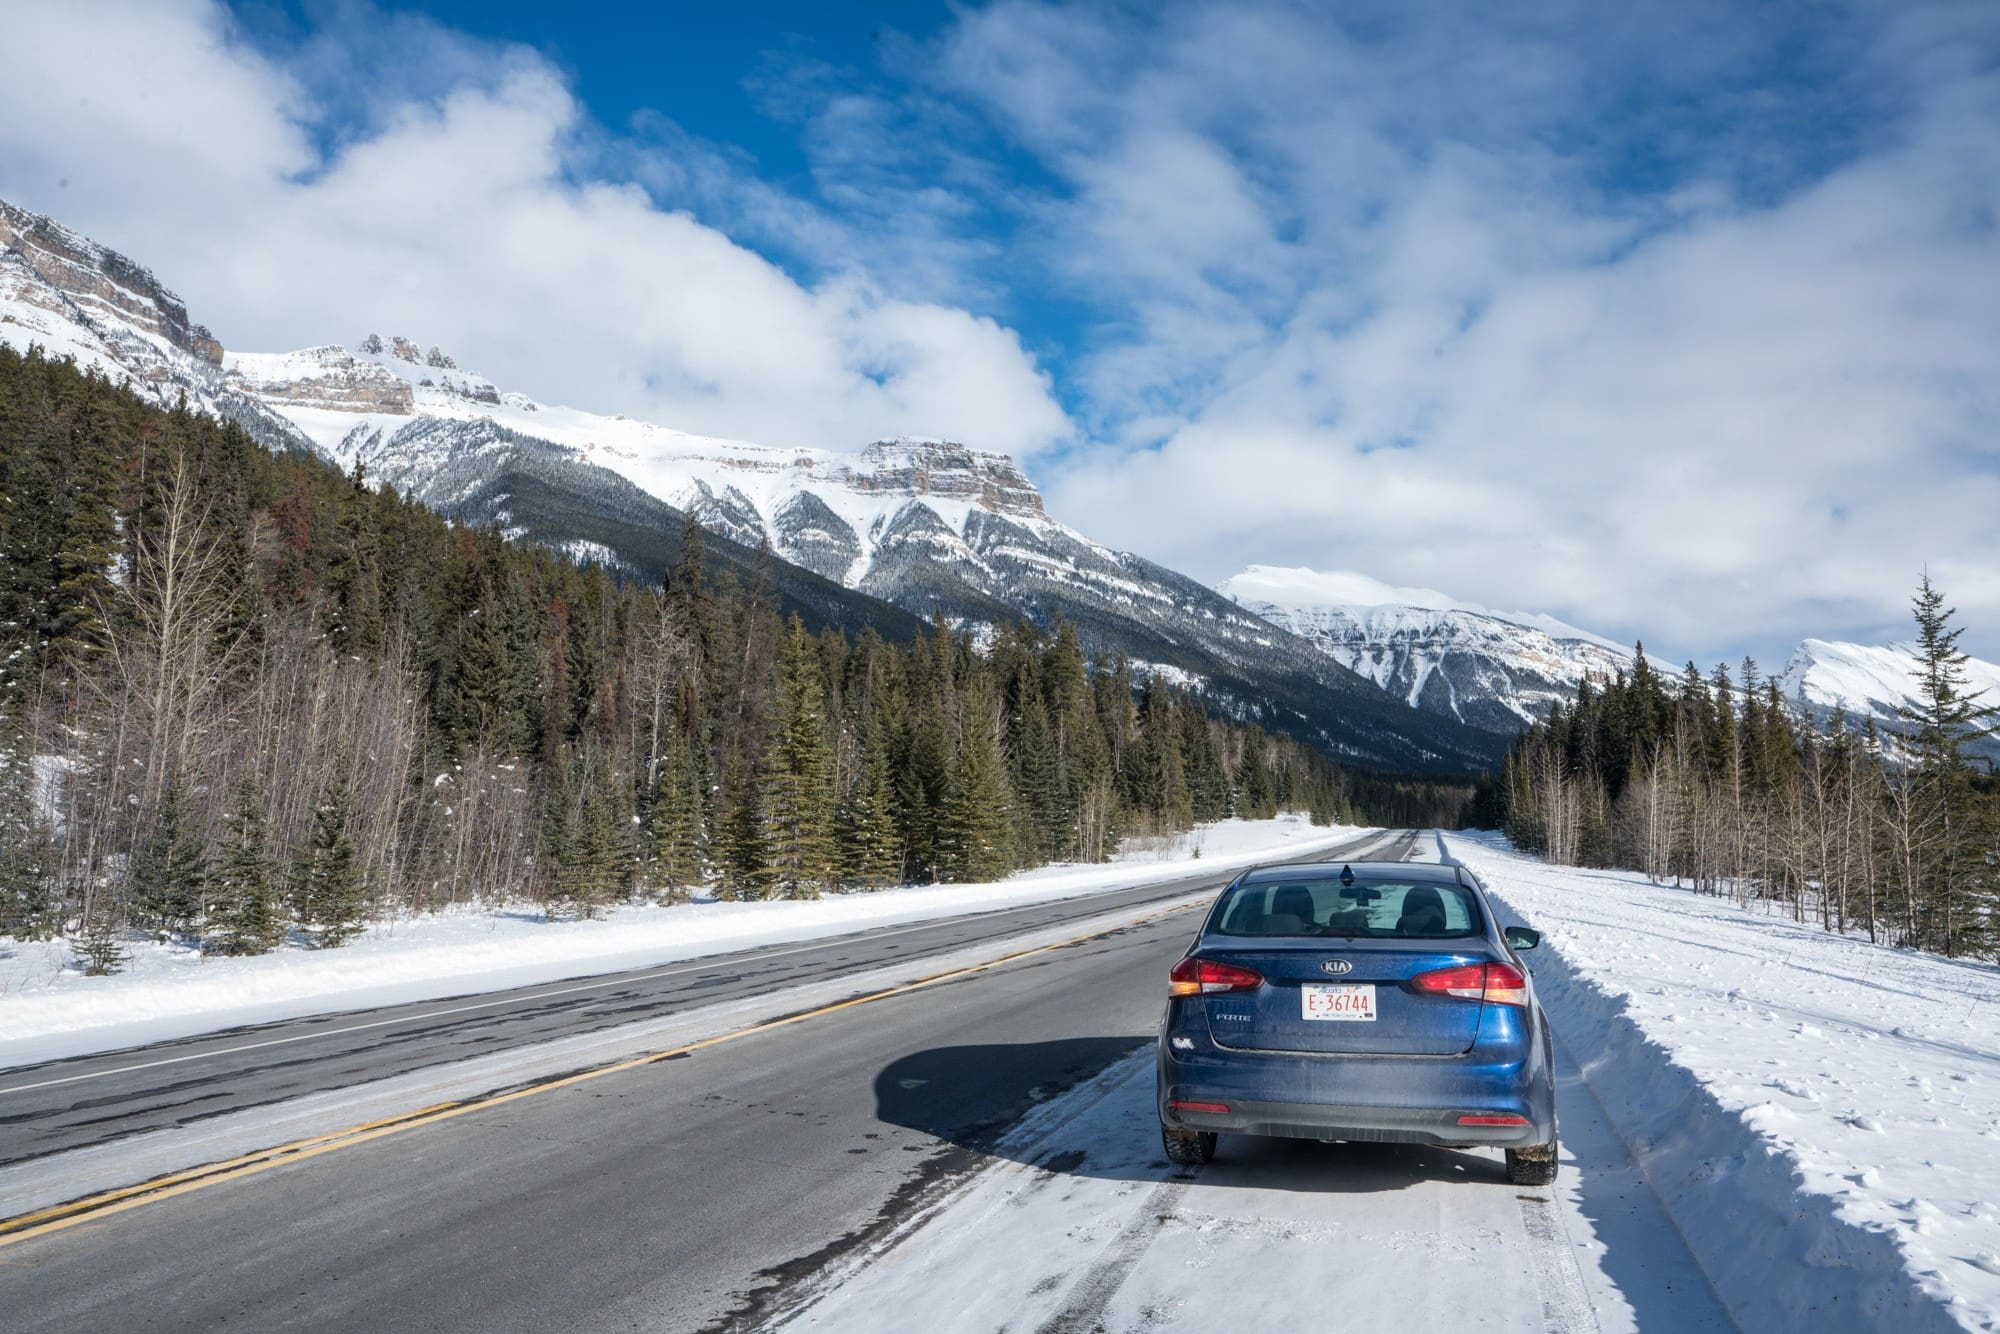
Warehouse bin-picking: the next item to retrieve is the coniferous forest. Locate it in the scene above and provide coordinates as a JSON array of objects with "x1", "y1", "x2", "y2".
[
  {"x1": 1484, "y1": 584, "x2": 2000, "y2": 959},
  {"x1": 0, "y1": 347, "x2": 1403, "y2": 968}
]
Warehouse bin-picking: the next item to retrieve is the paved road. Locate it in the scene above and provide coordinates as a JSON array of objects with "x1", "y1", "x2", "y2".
[
  {"x1": 0, "y1": 831, "x2": 1412, "y2": 1332},
  {"x1": 0, "y1": 829, "x2": 1408, "y2": 1168}
]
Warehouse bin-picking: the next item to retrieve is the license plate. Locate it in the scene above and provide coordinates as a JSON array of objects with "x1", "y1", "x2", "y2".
[{"x1": 1302, "y1": 983, "x2": 1376, "y2": 1021}]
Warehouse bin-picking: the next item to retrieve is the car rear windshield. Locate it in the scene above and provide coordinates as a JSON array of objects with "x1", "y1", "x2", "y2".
[{"x1": 1211, "y1": 877, "x2": 1483, "y2": 939}]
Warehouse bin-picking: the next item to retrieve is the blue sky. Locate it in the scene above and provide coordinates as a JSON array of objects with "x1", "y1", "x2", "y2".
[{"x1": 3, "y1": 1, "x2": 1998, "y2": 664}]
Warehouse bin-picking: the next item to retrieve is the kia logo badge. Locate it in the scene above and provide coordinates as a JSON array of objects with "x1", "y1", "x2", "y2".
[{"x1": 1320, "y1": 959, "x2": 1353, "y2": 975}]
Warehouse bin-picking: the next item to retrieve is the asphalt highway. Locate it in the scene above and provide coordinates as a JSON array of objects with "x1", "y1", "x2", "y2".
[{"x1": 0, "y1": 830, "x2": 1413, "y2": 1332}]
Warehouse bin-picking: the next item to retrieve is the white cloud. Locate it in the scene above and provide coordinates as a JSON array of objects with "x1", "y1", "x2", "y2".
[
  {"x1": 6, "y1": 0, "x2": 1999, "y2": 668},
  {"x1": 918, "y1": 0, "x2": 2000, "y2": 663},
  {"x1": 0, "y1": 0, "x2": 1072, "y2": 459}
]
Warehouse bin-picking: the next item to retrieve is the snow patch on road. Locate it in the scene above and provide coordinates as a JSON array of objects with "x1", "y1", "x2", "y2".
[
  {"x1": 0, "y1": 815, "x2": 1359, "y2": 1071},
  {"x1": 776, "y1": 1044, "x2": 1728, "y2": 1334}
]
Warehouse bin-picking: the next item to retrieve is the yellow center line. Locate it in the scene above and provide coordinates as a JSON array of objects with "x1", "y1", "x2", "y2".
[{"x1": 0, "y1": 899, "x2": 1203, "y2": 1252}]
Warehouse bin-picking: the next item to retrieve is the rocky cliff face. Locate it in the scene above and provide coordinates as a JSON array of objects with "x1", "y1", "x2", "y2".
[
  {"x1": 0, "y1": 200, "x2": 220, "y2": 366},
  {"x1": 819, "y1": 440, "x2": 1045, "y2": 519},
  {"x1": 225, "y1": 345, "x2": 416, "y2": 414}
]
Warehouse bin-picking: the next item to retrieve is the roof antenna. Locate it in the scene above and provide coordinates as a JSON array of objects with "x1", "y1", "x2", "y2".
[{"x1": 1339, "y1": 865, "x2": 1355, "y2": 885}]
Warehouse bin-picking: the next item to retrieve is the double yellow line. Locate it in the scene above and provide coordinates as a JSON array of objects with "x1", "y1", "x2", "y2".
[{"x1": 0, "y1": 899, "x2": 1199, "y2": 1252}]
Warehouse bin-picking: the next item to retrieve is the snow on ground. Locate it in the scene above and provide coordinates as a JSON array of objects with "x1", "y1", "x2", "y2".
[
  {"x1": 0, "y1": 815, "x2": 1358, "y2": 1072},
  {"x1": 1439, "y1": 832, "x2": 2000, "y2": 1333},
  {"x1": 778, "y1": 1048, "x2": 1730, "y2": 1334},
  {"x1": 785, "y1": 833, "x2": 1999, "y2": 1334}
]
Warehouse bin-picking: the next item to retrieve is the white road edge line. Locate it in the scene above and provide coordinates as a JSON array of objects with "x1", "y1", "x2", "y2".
[{"x1": 0, "y1": 829, "x2": 1404, "y2": 1098}]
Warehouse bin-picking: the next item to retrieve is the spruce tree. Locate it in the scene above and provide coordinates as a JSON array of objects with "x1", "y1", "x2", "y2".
[
  {"x1": 648, "y1": 724, "x2": 708, "y2": 900},
  {"x1": 0, "y1": 716, "x2": 59, "y2": 939},
  {"x1": 323, "y1": 461, "x2": 385, "y2": 655},
  {"x1": 295, "y1": 753, "x2": 367, "y2": 946},
  {"x1": 1897, "y1": 573, "x2": 1998, "y2": 955},
  {"x1": 541, "y1": 748, "x2": 582, "y2": 917},
  {"x1": 132, "y1": 766, "x2": 208, "y2": 938},
  {"x1": 1235, "y1": 729, "x2": 1275, "y2": 820},
  {"x1": 763, "y1": 622, "x2": 838, "y2": 899},
  {"x1": 716, "y1": 753, "x2": 773, "y2": 901},
  {"x1": 840, "y1": 716, "x2": 903, "y2": 887},
  {"x1": 211, "y1": 773, "x2": 284, "y2": 954},
  {"x1": 74, "y1": 897, "x2": 129, "y2": 976},
  {"x1": 937, "y1": 702, "x2": 1014, "y2": 883},
  {"x1": 574, "y1": 769, "x2": 627, "y2": 917}
]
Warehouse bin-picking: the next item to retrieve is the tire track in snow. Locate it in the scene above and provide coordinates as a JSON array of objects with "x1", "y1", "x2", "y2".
[
  {"x1": 1035, "y1": 1180, "x2": 1191, "y2": 1334},
  {"x1": 1519, "y1": 1191, "x2": 1601, "y2": 1334}
]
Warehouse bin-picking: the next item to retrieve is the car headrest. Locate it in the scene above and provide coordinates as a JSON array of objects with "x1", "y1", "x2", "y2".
[
  {"x1": 1397, "y1": 885, "x2": 1447, "y2": 935},
  {"x1": 1271, "y1": 885, "x2": 1317, "y2": 926}
]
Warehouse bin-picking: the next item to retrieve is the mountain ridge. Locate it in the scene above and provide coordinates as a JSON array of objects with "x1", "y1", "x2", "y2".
[
  {"x1": 1220, "y1": 566, "x2": 1633, "y2": 733},
  {"x1": 0, "y1": 194, "x2": 1504, "y2": 772}
]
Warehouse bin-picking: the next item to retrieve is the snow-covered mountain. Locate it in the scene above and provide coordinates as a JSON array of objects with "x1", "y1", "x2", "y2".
[
  {"x1": 0, "y1": 196, "x2": 1504, "y2": 773},
  {"x1": 1219, "y1": 566, "x2": 1632, "y2": 733},
  {"x1": 217, "y1": 341, "x2": 1499, "y2": 769},
  {"x1": 1780, "y1": 638, "x2": 2000, "y2": 759},
  {"x1": 0, "y1": 199, "x2": 314, "y2": 453}
]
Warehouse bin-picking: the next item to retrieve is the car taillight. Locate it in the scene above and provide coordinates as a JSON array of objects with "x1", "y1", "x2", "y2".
[
  {"x1": 1482, "y1": 962, "x2": 1529, "y2": 1007},
  {"x1": 1169, "y1": 957, "x2": 1264, "y2": 997},
  {"x1": 1411, "y1": 962, "x2": 1529, "y2": 1007}
]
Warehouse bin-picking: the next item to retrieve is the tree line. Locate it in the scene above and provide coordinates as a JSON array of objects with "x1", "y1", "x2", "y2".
[
  {"x1": 0, "y1": 346, "x2": 1387, "y2": 970},
  {"x1": 1484, "y1": 578, "x2": 1999, "y2": 958}
]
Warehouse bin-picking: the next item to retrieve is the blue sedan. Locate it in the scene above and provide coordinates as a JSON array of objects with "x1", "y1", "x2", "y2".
[{"x1": 1156, "y1": 860, "x2": 1558, "y2": 1185}]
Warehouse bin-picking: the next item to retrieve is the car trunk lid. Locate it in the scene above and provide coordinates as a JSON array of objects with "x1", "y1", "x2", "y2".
[{"x1": 1199, "y1": 941, "x2": 1491, "y2": 1056}]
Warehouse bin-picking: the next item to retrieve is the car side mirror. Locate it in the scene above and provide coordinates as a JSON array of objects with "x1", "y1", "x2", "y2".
[{"x1": 1503, "y1": 926, "x2": 1541, "y2": 951}]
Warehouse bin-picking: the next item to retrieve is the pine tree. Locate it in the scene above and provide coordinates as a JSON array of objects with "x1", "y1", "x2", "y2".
[
  {"x1": 132, "y1": 766, "x2": 208, "y2": 938},
  {"x1": 0, "y1": 715, "x2": 60, "y2": 939},
  {"x1": 647, "y1": 722, "x2": 708, "y2": 901},
  {"x1": 763, "y1": 621, "x2": 838, "y2": 899},
  {"x1": 573, "y1": 767, "x2": 628, "y2": 917},
  {"x1": 74, "y1": 897, "x2": 129, "y2": 976},
  {"x1": 715, "y1": 753, "x2": 773, "y2": 900},
  {"x1": 211, "y1": 773, "x2": 284, "y2": 954},
  {"x1": 840, "y1": 715, "x2": 903, "y2": 887},
  {"x1": 1897, "y1": 573, "x2": 1998, "y2": 955},
  {"x1": 323, "y1": 460, "x2": 385, "y2": 654},
  {"x1": 1235, "y1": 728, "x2": 1275, "y2": 820},
  {"x1": 1010, "y1": 690, "x2": 1062, "y2": 863},
  {"x1": 937, "y1": 700, "x2": 1014, "y2": 883},
  {"x1": 295, "y1": 753, "x2": 367, "y2": 946},
  {"x1": 541, "y1": 747, "x2": 582, "y2": 917}
]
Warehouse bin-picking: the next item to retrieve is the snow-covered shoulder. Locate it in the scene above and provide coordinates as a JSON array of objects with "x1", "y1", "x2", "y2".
[
  {"x1": 1443, "y1": 832, "x2": 2000, "y2": 1332},
  {"x1": 0, "y1": 816, "x2": 1359, "y2": 1072}
]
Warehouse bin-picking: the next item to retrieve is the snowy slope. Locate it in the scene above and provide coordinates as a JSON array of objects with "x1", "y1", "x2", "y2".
[
  {"x1": 1782, "y1": 638, "x2": 2000, "y2": 759},
  {"x1": 1442, "y1": 832, "x2": 2000, "y2": 1332},
  {"x1": 1221, "y1": 565, "x2": 1631, "y2": 732}
]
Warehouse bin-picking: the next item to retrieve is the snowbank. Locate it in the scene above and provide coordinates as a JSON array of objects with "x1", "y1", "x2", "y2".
[
  {"x1": 0, "y1": 816, "x2": 1360, "y2": 1070},
  {"x1": 1440, "y1": 832, "x2": 2000, "y2": 1333}
]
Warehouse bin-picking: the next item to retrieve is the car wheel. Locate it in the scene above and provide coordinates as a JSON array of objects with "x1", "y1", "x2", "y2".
[
  {"x1": 1506, "y1": 1140, "x2": 1558, "y2": 1186},
  {"x1": 1161, "y1": 1122, "x2": 1217, "y2": 1166}
]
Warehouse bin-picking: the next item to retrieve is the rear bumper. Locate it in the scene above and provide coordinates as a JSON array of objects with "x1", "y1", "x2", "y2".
[
  {"x1": 1160, "y1": 1096, "x2": 1542, "y2": 1147},
  {"x1": 1157, "y1": 1001, "x2": 1557, "y2": 1148}
]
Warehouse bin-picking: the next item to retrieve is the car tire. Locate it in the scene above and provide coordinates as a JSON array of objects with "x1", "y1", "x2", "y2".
[
  {"x1": 1161, "y1": 1123, "x2": 1217, "y2": 1166},
  {"x1": 1506, "y1": 1140, "x2": 1558, "y2": 1186}
]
